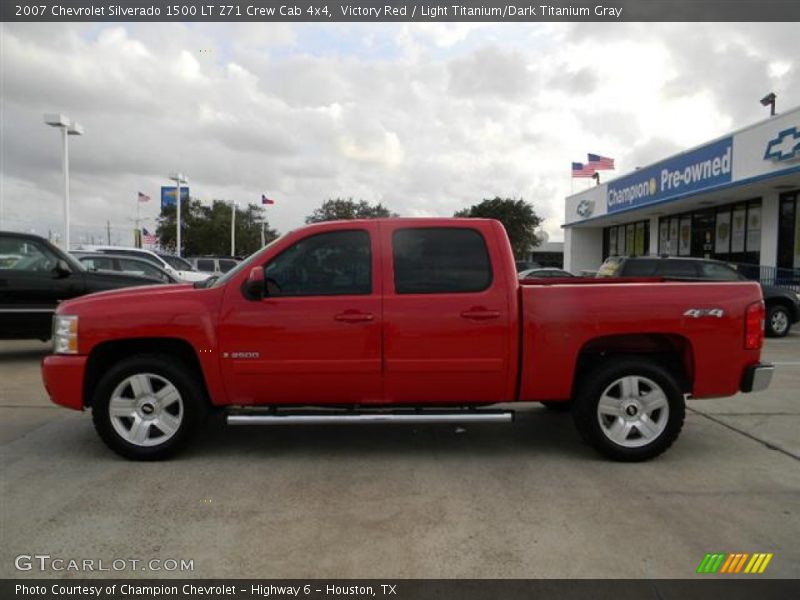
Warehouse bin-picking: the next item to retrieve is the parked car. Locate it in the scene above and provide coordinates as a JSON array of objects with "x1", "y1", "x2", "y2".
[
  {"x1": 0, "y1": 232, "x2": 167, "y2": 341},
  {"x1": 72, "y1": 252, "x2": 179, "y2": 284},
  {"x1": 76, "y1": 245, "x2": 208, "y2": 282},
  {"x1": 597, "y1": 255, "x2": 800, "y2": 337},
  {"x1": 515, "y1": 260, "x2": 541, "y2": 272},
  {"x1": 519, "y1": 268, "x2": 574, "y2": 279},
  {"x1": 187, "y1": 256, "x2": 240, "y2": 276},
  {"x1": 42, "y1": 218, "x2": 771, "y2": 462}
]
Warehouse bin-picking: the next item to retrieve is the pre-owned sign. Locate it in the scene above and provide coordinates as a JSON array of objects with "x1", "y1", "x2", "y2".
[{"x1": 607, "y1": 137, "x2": 733, "y2": 214}]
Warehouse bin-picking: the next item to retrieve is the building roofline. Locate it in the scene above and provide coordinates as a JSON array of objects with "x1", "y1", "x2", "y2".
[{"x1": 566, "y1": 103, "x2": 800, "y2": 201}]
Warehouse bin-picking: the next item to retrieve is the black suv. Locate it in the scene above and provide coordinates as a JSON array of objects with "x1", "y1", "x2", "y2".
[
  {"x1": 0, "y1": 231, "x2": 169, "y2": 341},
  {"x1": 597, "y1": 256, "x2": 800, "y2": 337}
]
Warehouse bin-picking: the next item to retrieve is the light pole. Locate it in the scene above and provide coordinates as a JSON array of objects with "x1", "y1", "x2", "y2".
[
  {"x1": 230, "y1": 200, "x2": 236, "y2": 256},
  {"x1": 168, "y1": 172, "x2": 188, "y2": 256},
  {"x1": 44, "y1": 114, "x2": 83, "y2": 249}
]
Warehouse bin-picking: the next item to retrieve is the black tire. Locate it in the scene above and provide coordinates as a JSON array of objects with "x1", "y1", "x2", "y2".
[
  {"x1": 765, "y1": 304, "x2": 791, "y2": 338},
  {"x1": 91, "y1": 354, "x2": 207, "y2": 460},
  {"x1": 572, "y1": 358, "x2": 685, "y2": 462},
  {"x1": 541, "y1": 401, "x2": 572, "y2": 413}
]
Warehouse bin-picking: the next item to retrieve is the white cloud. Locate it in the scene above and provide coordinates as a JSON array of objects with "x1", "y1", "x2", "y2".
[{"x1": 1, "y1": 22, "x2": 798, "y2": 247}]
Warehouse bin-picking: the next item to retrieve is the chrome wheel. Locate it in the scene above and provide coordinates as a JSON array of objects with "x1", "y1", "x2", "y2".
[
  {"x1": 770, "y1": 309, "x2": 789, "y2": 336},
  {"x1": 596, "y1": 375, "x2": 669, "y2": 448},
  {"x1": 109, "y1": 373, "x2": 184, "y2": 447}
]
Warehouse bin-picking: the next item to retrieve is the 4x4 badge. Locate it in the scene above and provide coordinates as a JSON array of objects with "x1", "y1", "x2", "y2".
[{"x1": 683, "y1": 308, "x2": 725, "y2": 318}]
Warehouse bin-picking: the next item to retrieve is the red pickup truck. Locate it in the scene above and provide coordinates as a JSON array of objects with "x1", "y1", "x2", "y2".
[{"x1": 42, "y1": 218, "x2": 773, "y2": 462}]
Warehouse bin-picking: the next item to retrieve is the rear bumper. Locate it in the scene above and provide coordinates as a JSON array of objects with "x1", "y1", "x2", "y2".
[
  {"x1": 41, "y1": 355, "x2": 88, "y2": 411},
  {"x1": 740, "y1": 363, "x2": 774, "y2": 393}
]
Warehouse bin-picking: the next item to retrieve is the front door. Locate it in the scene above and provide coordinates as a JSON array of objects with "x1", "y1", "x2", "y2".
[{"x1": 218, "y1": 225, "x2": 382, "y2": 405}]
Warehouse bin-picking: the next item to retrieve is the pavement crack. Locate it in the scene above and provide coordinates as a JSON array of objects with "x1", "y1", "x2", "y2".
[{"x1": 688, "y1": 407, "x2": 800, "y2": 461}]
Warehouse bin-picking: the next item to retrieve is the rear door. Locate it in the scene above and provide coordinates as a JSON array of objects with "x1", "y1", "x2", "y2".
[{"x1": 381, "y1": 223, "x2": 513, "y2": 403}]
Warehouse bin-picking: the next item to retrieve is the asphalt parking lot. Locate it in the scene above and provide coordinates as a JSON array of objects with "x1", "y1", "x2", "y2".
[{"x1": 1, "y1": 335, "x2": 798, "y2": 579}]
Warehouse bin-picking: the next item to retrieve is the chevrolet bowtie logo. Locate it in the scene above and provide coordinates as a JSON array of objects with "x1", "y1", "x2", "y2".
[{"x1": 764, "y1": 127, "x2": 800, "y2": 162}]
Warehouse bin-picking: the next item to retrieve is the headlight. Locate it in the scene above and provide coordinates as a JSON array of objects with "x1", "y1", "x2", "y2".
[{"x1": 53, "y1": 315, "x2": 79, "y2": 354}]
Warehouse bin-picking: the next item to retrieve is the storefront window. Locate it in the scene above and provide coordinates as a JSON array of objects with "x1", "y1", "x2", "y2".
[
  {"x1": 658, "y1": 198, "x2": 761, "y2": 265},
  {"x1": 777, "y1": 191, "x2": 799, "y2": 270},
  {"x1": 602, "y1": 220, "x2": 650, "y2": 259}
]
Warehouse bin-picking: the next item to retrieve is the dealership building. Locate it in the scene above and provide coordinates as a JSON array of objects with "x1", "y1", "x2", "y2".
[{"x1": 563, "y1": 104, "x2": 800, "y2": 282}]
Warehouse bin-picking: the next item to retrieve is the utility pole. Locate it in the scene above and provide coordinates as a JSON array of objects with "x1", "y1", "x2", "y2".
[
  {"x1": 106, "y1": 220, "x2": 111, "y2": 245},
  {"x1": 260, "y1": 222, "x2": 265, "y2": 248},
  {"x1": 230, "y1": 200, "x2": 236, "y2": 256}
]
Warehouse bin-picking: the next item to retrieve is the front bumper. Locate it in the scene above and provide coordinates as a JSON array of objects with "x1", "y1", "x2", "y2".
[
  {"x1": 41, "y1": 354, "x2": 88, "y2": 411},
  {"x1": 740, "y1": 363, "x2": 774, "y2": 393}
]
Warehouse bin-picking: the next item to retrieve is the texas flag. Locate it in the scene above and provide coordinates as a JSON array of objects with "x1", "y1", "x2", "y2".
[{"x1": 261, "y1": 194, "x2": 275, "y2": 205}]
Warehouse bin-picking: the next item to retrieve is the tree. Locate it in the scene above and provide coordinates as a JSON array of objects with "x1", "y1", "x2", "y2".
[
  {"x1": 157, "y1": 198, "x2": 279, "y2": 257},
  {"x1": 305, "y1": 197, "x2": 397, "y2": 223},
  {"x1": 454, "y1": 197, "x2": 542, "y2": 258}
]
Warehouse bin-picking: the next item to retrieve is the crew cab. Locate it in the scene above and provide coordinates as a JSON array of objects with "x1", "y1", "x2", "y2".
[{"x1": 41, "y1": 219, "x2": 773, "y2": 461}]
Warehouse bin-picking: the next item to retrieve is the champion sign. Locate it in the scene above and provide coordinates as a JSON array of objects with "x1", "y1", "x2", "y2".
[{"x1": 607, "y1": 137, "x2": 733, "y2": 213}]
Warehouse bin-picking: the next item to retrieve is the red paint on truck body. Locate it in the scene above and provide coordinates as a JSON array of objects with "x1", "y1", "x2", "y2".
[{"x1": 41, "y1": 218, "x2": 765, "y2": 411}]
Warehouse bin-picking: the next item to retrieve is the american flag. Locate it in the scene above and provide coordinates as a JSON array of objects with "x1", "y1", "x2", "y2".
[
  {"x1": 261, "y1": 194, "x2": 275, "y2": 205},
  {"x1": 138, "y1": 191, "x2": 151, "y2": 203},
  {"x1": 571, "y1": 162, "x2": 596, "y2": 178},
  {"x1": 142, "y1": 227, "x2": 157, "y2": 245},
  {"x1": 587, "y1": 154, "x2": 615, "y2": 170}
]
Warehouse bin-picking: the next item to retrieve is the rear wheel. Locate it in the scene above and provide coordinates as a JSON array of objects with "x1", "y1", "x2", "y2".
[
  {"x1": 572, "y1": 358, "x2": 685, "y2": 461},
  {"x1": 91, "y1": 354, "x2": 206, "y2": 460},
  {"x1": 765, "y1": 304, "x2": 791, "y2": 338}
]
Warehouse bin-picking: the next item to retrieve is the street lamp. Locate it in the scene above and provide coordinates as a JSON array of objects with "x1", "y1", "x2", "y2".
[
  {"x1": 44, "y1": 113, "x2": 84, "y2": 250},
  {"x1": 168, "y1": 172, "x2": 188, "y2": 256},
  {"x1": 230, "y1": 200, "x2": 236, "y2": 256}
]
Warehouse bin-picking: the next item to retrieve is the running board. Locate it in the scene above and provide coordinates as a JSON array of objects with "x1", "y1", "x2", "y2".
[{"x1": 226, "y1": 410, "x2": 514, "y2": 426}]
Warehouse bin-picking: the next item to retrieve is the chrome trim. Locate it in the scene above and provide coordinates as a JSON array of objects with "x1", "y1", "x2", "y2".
[
  {"x1": 227, "y1": 412, "x2": 514, "y2": 426},
  {"x1": 0, "y1": 308, "x2": 55, "y2": 313},
  {"x1": 749, "y1": 365, "x2": 774, "y2": 393}
]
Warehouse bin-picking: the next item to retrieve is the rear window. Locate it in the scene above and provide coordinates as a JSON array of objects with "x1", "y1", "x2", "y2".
[
  {"x1": 621, "y1": 259, "x2": 659, "y2": 277},
  {"x1": 657, "y1": 260, "x2": 699, "y2": 278},
  {"x1": 697, "y1": 262, "x2": 740, "y2": 281},
  {"x1": 392, "y1": 228, "x2": 492, "y2": 294}
]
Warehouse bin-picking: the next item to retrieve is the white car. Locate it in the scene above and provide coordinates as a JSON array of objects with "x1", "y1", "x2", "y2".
[{"x1": 76, "y1": 245, "x2": 209, "y2": 282}]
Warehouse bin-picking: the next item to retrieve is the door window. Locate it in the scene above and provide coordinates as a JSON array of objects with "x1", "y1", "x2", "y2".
[
  {"x1": 392, "y1": 228, "x2": 492, "y2": 294},
  {"x1": 265, "y1": 230, "x2": 371, "y2": 296},
  {"x1": 0, "y1": 238, "x2": 58, "y2": 273},
  {"x1": 119, "y1": 258, "x2": 164, "y2": 280},
  {"x1": 196, "y1": 259, "x2": 215, "y2": 271},
  {"x1": 218, "y1": 259, "x2": 237, "y2": 273}
]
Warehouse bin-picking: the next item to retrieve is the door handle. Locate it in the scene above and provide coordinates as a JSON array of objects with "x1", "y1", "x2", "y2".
[
  {"x1": 460, "y1": 308, "x2": 501, "y2": 320},
  {"x1": 334, "y1": 311, "x2": 374, "y2": 323}
]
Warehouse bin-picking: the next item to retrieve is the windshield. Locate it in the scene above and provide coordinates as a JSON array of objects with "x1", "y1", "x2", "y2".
[
  {"x1": 209, "y1": 236, "x2": 283, "y2": 288},
  {"x1": 159, "y1": 254, "x2": 194, "y2": 271}
]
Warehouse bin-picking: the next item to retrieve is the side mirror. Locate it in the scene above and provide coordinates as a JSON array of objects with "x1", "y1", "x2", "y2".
[
  {"x1": 243, "y1": 266, "x2": 265, "y2": 300},
  {"x1": 54, "y1": 259, "x2": 72, "y2": 278}
]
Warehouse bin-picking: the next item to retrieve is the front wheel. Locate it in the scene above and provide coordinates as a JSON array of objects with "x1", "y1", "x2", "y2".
[
  {"x1": 765, "y1": 304, "x2": 791, "y2": 338},
  {"x1": 92, "y1": 354, "x2": 206, "y2": 460},
  {"x1": 572, "y1": 358, "x2": 685, "y2": 462}
]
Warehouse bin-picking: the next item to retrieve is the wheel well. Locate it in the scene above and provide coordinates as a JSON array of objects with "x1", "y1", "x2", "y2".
[
  {"x1": 765, "y1": 298, "x2": 795, "y2": 318},
  {"x1": 83, "y1": 338, "x2": 205, "y2": 407},
  {"x1": 574, "y1": 334, "x2": 694, "y2": 395}
]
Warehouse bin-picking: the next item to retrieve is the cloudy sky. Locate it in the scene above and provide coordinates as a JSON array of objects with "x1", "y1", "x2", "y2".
[{"x1": 1, "y1": 22, "x2": 798, "y2": 246}]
